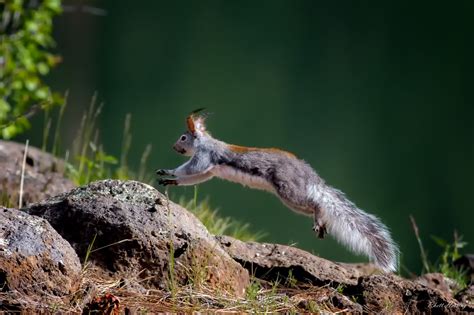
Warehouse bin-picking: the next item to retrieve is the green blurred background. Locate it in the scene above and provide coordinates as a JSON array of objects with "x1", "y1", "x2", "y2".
[{"x1": 23, "y1": 0, "x2": 474, "y2": 273}]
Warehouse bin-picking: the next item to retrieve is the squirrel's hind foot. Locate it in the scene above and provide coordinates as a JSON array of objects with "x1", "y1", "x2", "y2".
[{"x1": 312, "y1": 223, "x2": 327, "y2": 239}]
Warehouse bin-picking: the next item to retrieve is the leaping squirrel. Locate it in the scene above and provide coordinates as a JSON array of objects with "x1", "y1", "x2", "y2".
[{"x1": 156, "y1": 109, "x2": 399, "y2": 272}]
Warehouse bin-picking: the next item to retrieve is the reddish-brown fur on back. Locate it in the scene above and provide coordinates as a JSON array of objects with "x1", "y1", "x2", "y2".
[{"x1": 228, "y1": 144, "x2": 296, "y2": 158}]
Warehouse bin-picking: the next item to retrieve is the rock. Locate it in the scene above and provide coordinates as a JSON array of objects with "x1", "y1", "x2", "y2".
[
  {"x1": 295, "y1": 288, "x2": 363, "y2": 313},
  {"x1": 0, "y1": 140, "x2": 75, "y2": 207},
  {"x1": 26, "y1": 180, "x2": 249, "y2": 297},
  {"x1": 455, "y1": 285, "x2": 474, "y2": 306},
  {"x1": 347, "y1": 274, "x2": 474, "y2": 313},
  {"x1": 326, "y1": 290, "x2": 364, "y2": 313},
  {"x1": 217, "y1": 236, "x2": 473, "y2": 313},
  {"x1": 338, "y1": 262, "x2": 383, "y2": 277},
  {"x1": 216, "y1": 235, "x2": 359, "y2": 287},
  {"x1": 415, "y1": 273, "x2": 459, "y2": 297},
  {"x1": 0, "y1": 207, "x2": 82, "y2": 309}
]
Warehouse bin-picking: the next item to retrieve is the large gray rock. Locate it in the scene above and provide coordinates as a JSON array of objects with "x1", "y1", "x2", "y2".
[
  {"x1": 26, "y1": 180, "x2": 249, "y2": 297},
  {"x1": 0, "y1": 207, "x2": 81, "y2": 310},
  {"x1": 0, "y1": 140, "x2": 75, "y2": 207}
]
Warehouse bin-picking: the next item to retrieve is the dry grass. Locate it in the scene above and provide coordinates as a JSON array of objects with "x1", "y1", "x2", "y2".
[
  {"x1": 63, "y1": 266, "x2": 350, "y2": 314},
  {"x1": 18, "y1": 139, "x2": 29, "y2": 209},
  {"x1": 0, "y1": 262, "x2": 351, "y2": 313}
]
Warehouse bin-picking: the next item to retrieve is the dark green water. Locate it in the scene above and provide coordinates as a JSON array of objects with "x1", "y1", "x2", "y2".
[{"x1": 24, "y1": 1, "x2": 473, "y2": 274}]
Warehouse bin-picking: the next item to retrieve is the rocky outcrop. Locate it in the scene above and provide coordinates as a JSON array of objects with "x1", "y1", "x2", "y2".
[
  {"x1": 415, "y1": 272, "x2": 459, "y2": 297},
  {"x1": 26, "y1": 180, "x2": 249, "y2": 297},
  {"x1": 0, "y1": 207, "x2": 81, "y2": 310},
  {"x1": 294, "y1": 287, "x2": 364, "y2": 313},
  {"x1": 351, "y1": 273, "x2": 473, "y2": 313},
  {"x1": 217, "y1": 235, "x2": 474, "y2": 313},
  {"x1": 217, "y1": 235, "x2": 362, "y2": 286},
  {"x1": 0, "y1": 140, "x2": 74, "y2": 207}
]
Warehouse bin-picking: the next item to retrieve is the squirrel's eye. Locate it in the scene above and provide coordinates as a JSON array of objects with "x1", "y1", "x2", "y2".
[{"x1": 180, "y1": 135, "x2": 187, "y2": 141}]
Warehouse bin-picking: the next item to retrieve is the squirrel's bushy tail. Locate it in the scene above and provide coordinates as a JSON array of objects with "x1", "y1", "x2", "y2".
[{"x1": 311, "y1": 184, "x2": 399, "y2": 272}]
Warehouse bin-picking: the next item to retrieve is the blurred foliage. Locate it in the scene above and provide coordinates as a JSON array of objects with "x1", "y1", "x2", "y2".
[
  {"x1": 412, "y1": 215, "x2": 469, "y2": 289},
  {"x1": 0, "y1": 0, "x2": 63, "y2": 139},
  {"x1": 180, "y1": 197, "x2": 266, "y2": 242},
  {"x1": 43, "y1": 94, "x2": 152, "y2": 186},
  {"x1": 431, "y1": 233, "x2": 469, "y2": 290}
]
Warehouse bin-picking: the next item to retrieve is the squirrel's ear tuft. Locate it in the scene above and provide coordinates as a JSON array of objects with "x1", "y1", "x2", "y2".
[
  {"x1": 186, "y1": 115, "x2": 196, "y2": 134},
  {"x1": 186, "y1": 108, "x2": 208, "y2": 135}
]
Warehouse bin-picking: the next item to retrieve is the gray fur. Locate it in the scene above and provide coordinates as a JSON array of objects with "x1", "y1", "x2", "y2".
[{"x1": 157, "y1": 125, "x2": 399, "y2": 272}]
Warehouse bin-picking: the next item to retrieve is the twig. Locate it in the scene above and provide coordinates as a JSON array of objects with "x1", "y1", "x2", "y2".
[
  {"x1": 62, "y1": 5, "x2": 108, "y2": 16},
  {"x1": 19, "y1": 139, "x2": 29, "y2": 208},
  {"x1": 0, "y1": 102, "x2": 47, "y2": 130},
  {"x1": 409, "y1": 215, "x2": 430, "y2": 273},
  {"x1": 90, "y1": 238, "x2": 138, "y2": 253}
]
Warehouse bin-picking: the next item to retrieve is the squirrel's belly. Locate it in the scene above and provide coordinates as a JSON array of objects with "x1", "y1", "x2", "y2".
[{"x1": 212, "y1": 165, "x2": 274, "y2": 192}]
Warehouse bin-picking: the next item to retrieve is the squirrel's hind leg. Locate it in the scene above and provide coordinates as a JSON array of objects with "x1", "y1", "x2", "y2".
[{"x1": 275, "y1": 190, "x2": 327, "y2": 239}]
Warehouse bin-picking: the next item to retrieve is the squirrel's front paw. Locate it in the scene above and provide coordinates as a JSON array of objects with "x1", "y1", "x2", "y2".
[
  {"x1": 156, "y1": 169, "x2": 170, "y2": 176},
  {"x1": 158, "y1": 179, "x2": 178, "y2": 186}
]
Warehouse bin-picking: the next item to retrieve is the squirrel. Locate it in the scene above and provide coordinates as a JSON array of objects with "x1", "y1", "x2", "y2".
[{"x1": 156, "y1": 109, "x2": 399, "y2": 272}]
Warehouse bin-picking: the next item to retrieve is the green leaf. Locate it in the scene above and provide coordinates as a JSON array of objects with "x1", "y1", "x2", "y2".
[
  {"x1": 25, "y1": 78, "x2": 39, "y2": 91},
  {"x1": 431, "y1": 235, "x2": 448, "y2": 248},
  {"x1": 12, "y1": 80, "x2": 23, "y2": 89},
  {"x1": 26, "y1": 21, "x2": 40, "y2": 33},
  {"x1": 97, "y1": 153, "x2": 119, "y2": 164},
  {"x1": 2, "y1": 125, "x2": 16, "y2": 139},
  {"x1": 35, "y1": 87, "x2": 49, "y2": 99},
  {"x1": 45, "y1": 0, "x2": 63, "y2": 12},
  {"x1": 37, "y1": 62, "x2": 49, "y2": 75},
  {"x1": 0, "y1": 99, "x2": 11, "y2": 117}
]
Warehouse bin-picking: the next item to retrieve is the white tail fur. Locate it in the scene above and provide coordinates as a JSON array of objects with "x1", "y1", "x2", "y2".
[{"x1": 309, "y1": 184, "x2": 399, "y2": 272}]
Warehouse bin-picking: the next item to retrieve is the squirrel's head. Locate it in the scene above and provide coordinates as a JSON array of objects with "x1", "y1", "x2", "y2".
[{"x1": 173, "y1": 108, "x2": 209, "y2": 156}]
